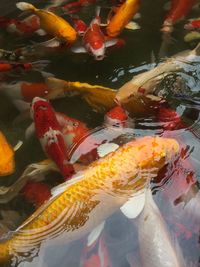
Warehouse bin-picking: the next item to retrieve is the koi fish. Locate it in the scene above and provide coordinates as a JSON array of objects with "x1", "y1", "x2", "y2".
[
  {"x1": 81, "y1": 232, "x2": 112, "y2": 267},
  {"x1": 106, "y1": 0, "x2": 140, "y2": 37},
  {"x1": 185, "y1": 17, "x2": 200, "y2": 30},
  {"x1": 161, "y1": 0, "x2": 196, "y2": 33},
  {"x1": 0, "y1": 15, "x2": 40, "y2": 35},
  {"x1": 1, "y1": 81, "x2": 50, "y2": 103},
  {"x1": 0, "y1": 60, "x2": 49, "y2": 74},
  {"x1": 0, "y1": 136, "x2": 179, "y2": 263},
  {"x1": 138, "y1": 188, "x2": 186, "y2": 267},
  {"x1": 72, "y1": 17, "x2": 87, "y2": 36},
  {"x1": 55, "y1": 111, "x2": 90, "y2": 147},
  {"x1": 104, "y1": 105, "x2": 130, "y2": 127},
  {"x1": 16, "y1": 2, "x2": 77, "y2": 44},
  {"x1": 31, "y1": 97, "x2": 75, "y2": 180},
  {"x1": 21, "y1": 181, "x2": 51, "y2": 207},
  {"x1": 57, "y1": 0, "x2": 96, "y2": 14},
  {"x1": 0, "y1": 131, "x2": 15, "y2": 176},
  {"x1": 71, "y1": 8, "x2": 118, "y2": 60},
  {"x1": 157, "y1": 107, "x2": 183, "y2": 130},
  {"x1": 46, "y1": 77, "x2": 156, "y2": 115},
  {"x1": 115, "y1": 43, "x2": 200, "y2": 104}
]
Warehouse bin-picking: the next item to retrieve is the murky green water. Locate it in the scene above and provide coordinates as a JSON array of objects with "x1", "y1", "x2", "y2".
[{"x1": 0, "y1": 0, "x2": 200, "y2": 266}]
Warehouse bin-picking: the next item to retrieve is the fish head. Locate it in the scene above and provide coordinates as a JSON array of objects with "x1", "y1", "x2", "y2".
[
  {"x1": 73, "y1": 18, "x2": 87, "y2": 36},
  {"x1": 115, "y1": 136, "x2": 180, "y2": 191},
  {"x1": 30, "y1": 97, "x2": 50, "y2": 119},
  {"x1": 61, "y1": 115, "x2": 89, "y2": 147},
  {"x1": 30, "y1": 97, "x2": 58, "y2": 138},
  {"x1": 90, "y1": 44, "x2": 105, "y2": 61},
  {"x1": 104, "y1": 106, "x2": 129, "y2": 127}
]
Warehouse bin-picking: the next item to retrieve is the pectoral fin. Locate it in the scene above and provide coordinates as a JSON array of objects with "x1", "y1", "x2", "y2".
[
  {"x1": 71, "y1": 46, "x2": 87, "y2": 53},
  {"x1": 87, "y1": 221, "x2": 105, "y2": 247},
  {"x1": 120, "y1": 190, "x2": 146, "y2": 219}
]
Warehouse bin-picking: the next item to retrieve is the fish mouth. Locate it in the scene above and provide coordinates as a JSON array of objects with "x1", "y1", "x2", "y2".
[{"x1": 95, "y1": 55, "x2": 104, "y2": 61}]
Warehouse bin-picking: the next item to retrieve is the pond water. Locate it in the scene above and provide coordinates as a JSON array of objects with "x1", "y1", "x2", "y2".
[{"x1": 0, "y1": 0, "x2": 200, "y2": 266}]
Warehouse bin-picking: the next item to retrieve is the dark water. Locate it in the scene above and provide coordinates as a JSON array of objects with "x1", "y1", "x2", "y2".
[{"x1": 0, "y1": 0, "x2": 200, "y2": 266}]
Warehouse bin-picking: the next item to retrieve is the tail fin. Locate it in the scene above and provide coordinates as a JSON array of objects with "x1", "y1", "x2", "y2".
[
  {"x1": 16, "y1": 2, "x2": 36, "y2": 12},
  {"x1": 95, "y1": 6, "x2": 101, "y2": 17},
  {"x1": 31, "y1": 60, "x2": 50, "y2": 71}
]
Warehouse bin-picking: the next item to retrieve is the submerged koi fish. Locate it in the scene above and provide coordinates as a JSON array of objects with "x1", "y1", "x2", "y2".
[
  {"x1": 1, "y1": 81, "x2": 50, "y2": 102},
  {"x1": 72, "y1": 17, "x2": 87, "y2": 36},
  {"x1": 0, "y1": 15, "x2": 40, "y2": 35},
  {"x1": 0, "y1": 136, "x2": 179, "y2": 263},
  {"x1": 81, "y1": 232, "x2": 112, "y2": 267},
  {"x1": 31, "y1": 97, "x2": 75, "y2": 180},
  {"x1": 16, "y1": 2, "x2": 77, "y2": 44},
  {"x1": 58, "y1": 0, "x2": 96, "y2": 14},
  {"x1": 0, "y1": 60, "x2": 49, "y2": 74},
  {"x1": 21, "y1": 181, "x2": 51, "y2": 207},
  {"x1": 0, "y1": 131, "x2": 15, "y2": 176},
  {"x1": 72, "y1": 8, "x2": 117, "y2": 60},
  {"x1": 138, "y1": 188, "x2": 186, "y2": 267},
  {"x1": 185, "y1": 17, "x2": 200, "y2": 30},
  {"x1": 106, "y1": 0, "x2": 140, "y2": 37},
  {"x1": 115, "y1": 43, "x2": 200, "y2": 104},
  {"x1": 161, "y1": 0, "x2": 196, "y2": 33},
  {"x1": 46, "y1": 77, "x2": 156, "y2": 115},
  {"x1": 104, "y1": 105, "x2": 130, "y2": 127}
]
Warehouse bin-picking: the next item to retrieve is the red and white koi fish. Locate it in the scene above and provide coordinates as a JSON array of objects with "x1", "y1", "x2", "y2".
[
  {"x1": 55, "y1": 112, "x2": 90, "y2": 148},
  {"x1": 72, "y1": 17, "x2": 87, "y2": 36},
  {"x1": 184, "y1": 17, "x2": 200, "y2": 30},
  {"x1": 31, "y1": 97, "x2": 75, "y2": 180},
  {"x1": 0, "y1": 60, "x2": 49, "y2": 73},
  {"x1": 71, "y1": 8, "x2": 118, "y2": 60},
  {"x1": 104, "y1": 105, "x2": 131, "y2": 127},
  {"x1": 51, "y1": 0, "x2": 96, "y2": 14},
  {"x1": 161, "y1": 0, "x2": 196, "y2": 33},
  {"x1": 1, "y1": 81, "x2": 50, "y2": 103},
  {"x1": 0, "y1": 15, "x2": 40, "y2": 35}
]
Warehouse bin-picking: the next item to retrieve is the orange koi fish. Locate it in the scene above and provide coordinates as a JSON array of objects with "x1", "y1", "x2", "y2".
[
  {"x1": 106, "y1": 0, "x2": 140, "y2": 37},
  {"x1": 0, "y1": 136, "x2": 179, "y2": 263},
  {"x1": 161, "y1": 0, "x2": 196, "y2": 33},
  {"x1": 0, "y1": 131, "x2": 15, "y2": 176},
  {"x1": 16, "y1": 2, "x2": 77, "y2": 44}
]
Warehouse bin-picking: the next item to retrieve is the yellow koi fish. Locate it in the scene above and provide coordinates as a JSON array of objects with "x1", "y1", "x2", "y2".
[
  {"x1": 106, "y1": 0, "x2": 140, "y2": 37},
  {"x1": 46, "y1": 77, "x2": 157, "y2": 114},
  {"x1": 16, "y1": 2, "x2": 77, "y2": 44},
  {"x1": 0, "y1": 131, "x2": 15, "y2": 176},
  {"x1": 0, "y1": 136, "x2": 179, "y2": 263}
]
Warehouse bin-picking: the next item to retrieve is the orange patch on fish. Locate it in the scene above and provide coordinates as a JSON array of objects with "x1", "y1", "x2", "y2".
[{"x1": 0, "y1": 131, "x2": 15, "y2": 176}]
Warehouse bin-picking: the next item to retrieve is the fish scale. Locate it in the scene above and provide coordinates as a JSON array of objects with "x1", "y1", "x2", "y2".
[{"x1": 0, "y1": 136, "x2": 179, "y2": 263}]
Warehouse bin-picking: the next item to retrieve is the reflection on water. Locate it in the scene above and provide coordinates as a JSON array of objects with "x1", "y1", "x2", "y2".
[{"x1": 0, "y1": 0, "x2": 200, "y2": 266}]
